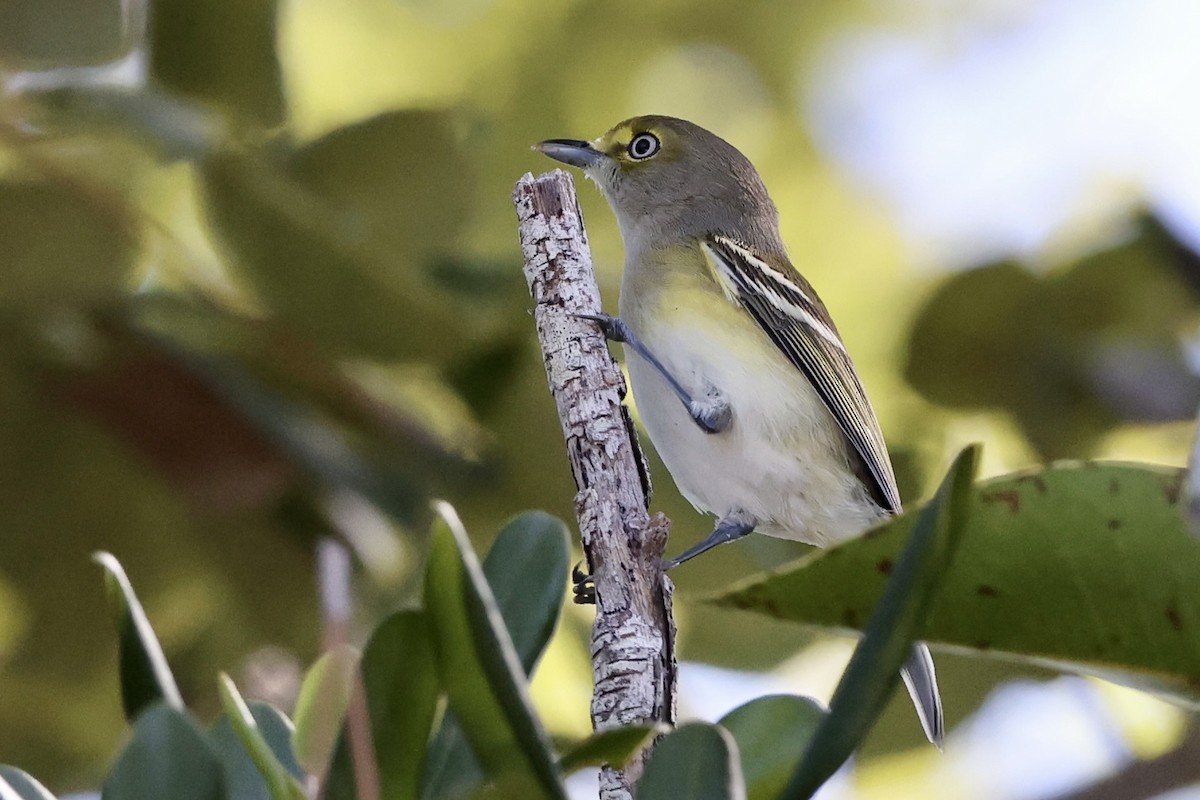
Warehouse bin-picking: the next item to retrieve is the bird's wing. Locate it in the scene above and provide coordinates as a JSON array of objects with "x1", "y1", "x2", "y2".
[{"x1": 701, "y1": 234, "x2": 902, "y2": 513}]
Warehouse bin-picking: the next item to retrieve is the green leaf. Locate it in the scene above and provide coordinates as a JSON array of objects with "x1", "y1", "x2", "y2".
[
  {"x1": 637, "y1": 723, "x2": 746, "y2": 800},
  {"x1": 906, "y1": 218, "x2": 1199, "y2": 458},
  {"x1": 420, "y1": 722, "x2": 481, "y2": 800},
  {"x1": 324, "y1": 611, "x2": 439, "y2": 800},
  {"x1": 0, "y1": 0, "x2": 130, "y2": 66},
  {"x1": 210, "y1": 699, "x2": 305, "y2": 800},
  {"x1": 558, "y1": 725, "x2": 660, "y2": 773},
  {"x1": 149, "y1": 0, "x2": 284, "y2": 126},
  {"x1": 103, "y1": 704, "x2": 226, "y2": 800},
  {"x1": 423, "y1": 502, "x2": 566, "y2": 800},
  {"x1": 713, "y1": 460, "x2": 1200, "y2": 705},
  {"x1": 200, "y1": 129, "x2": 469, "y2": 363},
  {"x1": 0, "y1": 766, "x2": 56, "y2": 800},
  {"x1": 0, "y1": 181, "x2": 133, "y2": 304},
  {"x1": 287, "y1": 110, "x2": 472, "y2": 278},
  {"x1": 780, "y1": 446, "x2": 978, "y2": 798},
  {"x1": 422, "y1": 511, "x2": 570, "y2": 800},
  {"x1": 93, "y1": 551, "x2": 184, "y2": 720},
  {"x1": 291, "y1": 645, "x2": 360, "y2": 780},
  {"x1": 483, "y1": 512, "x2": 571, "y2": 677},
  {"x1": 214, "y1": 674, "x2": 306, "y2": 800},
  {"x1": 718, "y1": 696, "x2": 825, "y2": 800}
]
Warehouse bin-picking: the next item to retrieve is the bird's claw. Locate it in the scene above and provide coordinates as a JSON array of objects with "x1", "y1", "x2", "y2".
[
  {"x1": 573, "y1": 311, "x2": 630, "y2": 344},
  {"x1": 571, "y1": 560, "x2": 596, "y2": 605}
]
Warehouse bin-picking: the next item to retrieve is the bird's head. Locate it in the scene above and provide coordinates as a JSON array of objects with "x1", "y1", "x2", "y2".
[{"x1": 535, "y1": 115, "x2": 782, "y2": 251}]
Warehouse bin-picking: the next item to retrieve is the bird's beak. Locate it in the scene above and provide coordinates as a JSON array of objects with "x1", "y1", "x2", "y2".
[{"x1": 534, "y1": 138, "x2": 606, "y2": 169}]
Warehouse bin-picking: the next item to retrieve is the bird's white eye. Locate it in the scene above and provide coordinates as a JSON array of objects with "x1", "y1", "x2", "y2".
[{"x1": 627, "y1": 132, "x2": 661, "y2": 160}]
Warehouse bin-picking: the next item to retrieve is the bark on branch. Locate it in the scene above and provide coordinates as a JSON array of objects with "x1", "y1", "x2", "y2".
[{"x1": 513, "y1": 170, "x2": 677, "y2": 799}]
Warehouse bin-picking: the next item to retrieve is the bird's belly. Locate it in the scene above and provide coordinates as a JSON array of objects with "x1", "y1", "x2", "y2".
[{"x1": 624, "y1": 315, "x2": 882, "y2": 546}]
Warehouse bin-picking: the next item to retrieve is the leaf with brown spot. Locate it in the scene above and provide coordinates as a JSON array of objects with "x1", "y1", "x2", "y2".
[
  {"x1": 711, "y1": 462, "x2": 1200, "y2": 707},
  {"x1": 981, "y1": 489, "x2": 1020, "y2": 513}
]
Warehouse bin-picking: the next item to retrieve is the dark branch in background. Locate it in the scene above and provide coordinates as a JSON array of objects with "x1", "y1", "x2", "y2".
[
  {"x1": 514, "y1": 170, "x2": 677, "y2": 800},
  {"x1": 1047, "y1": 723, "x2": 1200, "y2": 800}
]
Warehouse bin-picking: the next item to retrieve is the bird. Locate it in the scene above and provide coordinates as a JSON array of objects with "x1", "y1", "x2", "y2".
[{"x1": 535, "y1": 114, "x2": 943, "y2": 748}]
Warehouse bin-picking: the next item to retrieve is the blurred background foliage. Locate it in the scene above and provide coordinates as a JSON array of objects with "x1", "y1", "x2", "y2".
[{"x1": 1, "y1": 0, "x2": 1198, "y2": 796}]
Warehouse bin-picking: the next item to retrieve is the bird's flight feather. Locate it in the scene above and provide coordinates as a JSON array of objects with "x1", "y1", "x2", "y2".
[{"x1": 701, "y1": 234, "x2": 902, "y2": 515}]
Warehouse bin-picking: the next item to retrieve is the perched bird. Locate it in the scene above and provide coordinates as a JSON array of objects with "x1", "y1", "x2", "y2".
[{"x1": 535, "y1": 115, "x2": 943, "y2": 747}]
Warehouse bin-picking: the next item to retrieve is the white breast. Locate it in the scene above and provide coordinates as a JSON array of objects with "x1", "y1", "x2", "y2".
[{"x1": 620, "y1": 289, "x2": 883, "y2": 547}]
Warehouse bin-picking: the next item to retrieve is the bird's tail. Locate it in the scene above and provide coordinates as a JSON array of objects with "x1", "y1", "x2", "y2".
[{"x1": 901, "y1": 643, "x2": 944, "y2": 749}]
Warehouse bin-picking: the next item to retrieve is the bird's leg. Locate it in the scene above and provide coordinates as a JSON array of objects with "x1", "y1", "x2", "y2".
[
  {"x1": 575, "y1": 312, "x2": 731, "y2": 434},
  {"x1": 664, "y1": 510, "x2": 756, "y2": 569}
]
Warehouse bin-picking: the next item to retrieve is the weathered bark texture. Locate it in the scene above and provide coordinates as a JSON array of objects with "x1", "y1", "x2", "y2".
[{"x1": 513, "y1": 170, "x2": 677, "y2": 799}]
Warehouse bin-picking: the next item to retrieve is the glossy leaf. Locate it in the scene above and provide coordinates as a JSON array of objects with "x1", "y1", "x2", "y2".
[
  {"x1": 558, "y1": 725, "x2": 660, "y2": 773},
  {"x1": 482, "y1": 511, "x2": 571, "y2": 676},
  {"x1": 209, "y1": 699, "x2": 305, "y2": 800},
  {"x1": 637, "y1": 723, "x2": 745, "y2": 800},
  {"x1": 292, "y1": 645, "x2": 360, "y2": 780},
  {"x1": 714, "y1": 460, "x2": 1200, "y2": 704},
  {"x1": 422, "y1": 510, "x2": 570, "y2": 799},
  {"x1": 93, "y1": 551, "x2": 184, "y2": 720},
  {"x1": 423, "y1": 502, "x2": 566, "y2": 799},
  {"x1": 325, "y1": 611, "x2": 439, "y2": 800},
  {"x1": 215, "y1": 674, "x2": 306, "y2": 800},
  {"x1": 103, "y1": 704, "x2": 226, "y2": 800},
  {"x1": 718, "y1": 696, "x2": 825, "y2": 800},
  {"x1": 0, "y1": 766, "x2": 56, "y2": 800},
  {"x1": 780, "y1": 446, "x2": 977, "y2": 798}
]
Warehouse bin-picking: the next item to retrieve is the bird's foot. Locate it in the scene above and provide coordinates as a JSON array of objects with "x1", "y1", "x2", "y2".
[
  {"x1": 571, "y1": 560, "x2": 595, "y2": 605},
  {"x1": 572, "y1": 311, "x2": 630, "y2": 344},
  {"x1": 688, "y1": 384, "x2": 732, "y2": 434}
]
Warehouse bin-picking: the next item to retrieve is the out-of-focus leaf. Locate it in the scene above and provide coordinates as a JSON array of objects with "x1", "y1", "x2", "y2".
[
  {"x1": 421, "y1": 510, "x2": 570, "y2": 800},
  {"x1": 557, "y1": 725, "x2": 660, "y2": 773},
  {"x1": 214, "y1": 674, "x2": 306, "y2": 800},
  {"x1": 0, "y1": 181, "x2": 134, "y2": 304},
  {"x1": 0, "y1": 0, "x2": 131, "y2": 66},
  {"x1": 209, "y1": 698, "x2": 305, "y2": 800},
  {"x1": 423, "y1": 503, "x2": 565, "y2": 800},
  {"x1": 288, "y1": 110, "x2": 471, "y2": 274},
  {"x1": 28, "y1": 87, "x2": 225, "y2": 161},
  {"x1": 0, "y1": 766, "x2": 56, "y2": 800},
  {"x1": 780, "y1": 446, "x2": 977, "y2": 799},
  {"x1": 59, "y1": 346, "x2": 294, "y2": 513},
  {"x1": 93, "y1": 551, "x2": 184, "y2": 720},
  {"x1": 103, "y1": 704, "x2": 226, "y2": 800},
  {"x1": 718, "y1": 696, "x2": 825, "y2": 800},
  {"x1": 446, "y1": 336, "x2": 527, "y2": 418},
  {"x1": 714, "y1": 460, "x2": 1200, "y2": 705},
  {"x1": 132, "y1": 329, "x2": 430, "y2": 526},
  {"x1": 906, "y1": 217, "x2": 1200, "y2": 458},
  {"x1": 149, "y1": 0, "x2": 284, "y2": 126},
  {"x1": 200, "y1": 153, "x2": 465, "y2": 363},
  {"x1": 637, "y1": 723, "x2": 745, "y2": 800},
  {"x1": 120, "y1": 298, "x2": 479, "y2": 519},
  {"x1": 325, "y1": 611, "x2": 438, "y2": 800},
  {"x1": 420, "y1": 721, "x2": 480, "y2": 800},
  {"x1": 291, "y1": 645, "x2": 360, "y2": 781}
]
